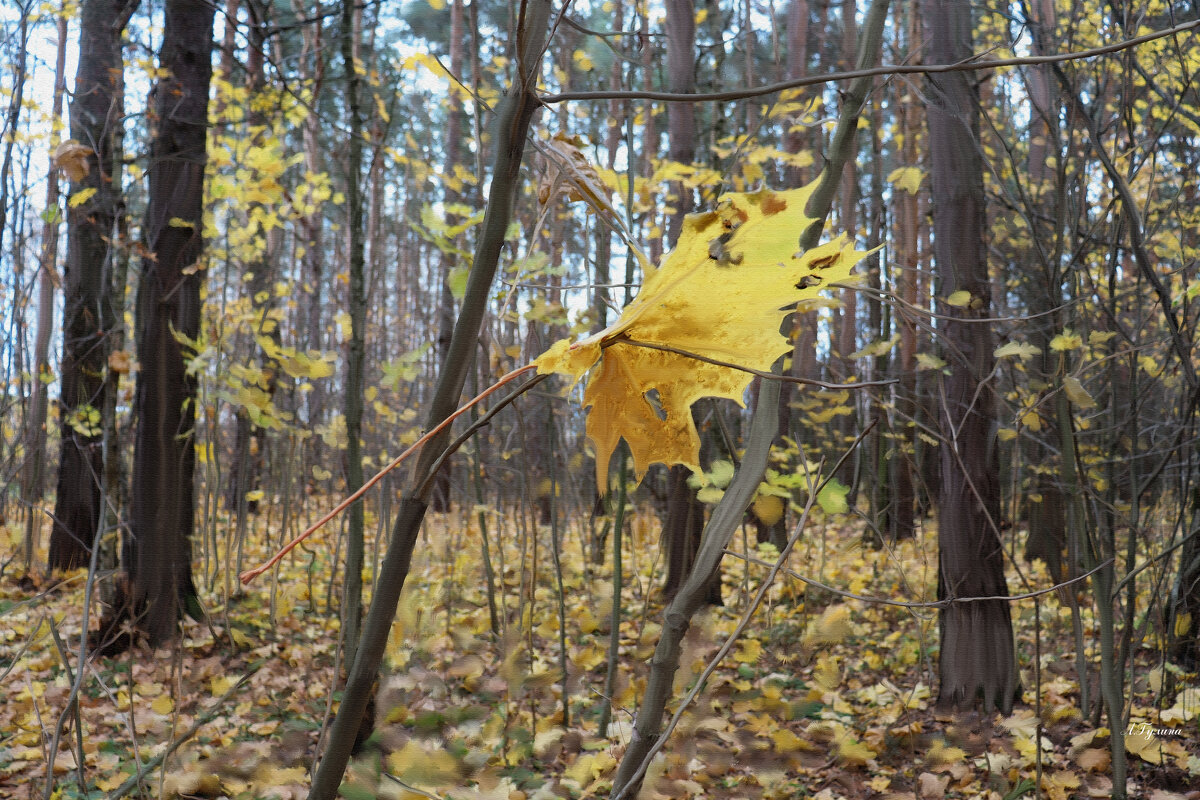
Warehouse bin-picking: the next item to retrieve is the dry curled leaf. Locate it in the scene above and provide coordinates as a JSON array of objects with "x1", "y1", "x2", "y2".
[
  {"x1": 53, "y1": 140, "x2": 93, "y2": 182},
  {"x1": 537, "y1": 132, "x2": 609, "y2": 207}
]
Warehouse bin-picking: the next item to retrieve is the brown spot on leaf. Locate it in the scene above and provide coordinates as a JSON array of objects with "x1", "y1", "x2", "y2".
[
  {"x1": 762, "y1": 195, "x2": 788, "y2": 216},
  {"x1": 809, "y1": 253, "x2": 841, "y2": 270}
]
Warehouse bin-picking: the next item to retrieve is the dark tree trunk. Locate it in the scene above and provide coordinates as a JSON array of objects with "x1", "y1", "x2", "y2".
[
  {"x1": 1171, "y1": 514, "x2": 1200, "y2": 668},
  {"x1": 658, "y1": 0, "x2": 721, "y2": 603},
  {"x1": 340, "y1": 0, "x2": 367, "y2": 667},
  {"x1": 127, "y1": 0, "x2": 215, "y2": 646},
  {"x1": 923, "y1": 0, "x2": 1016, "y2": 713},
  {"x1": 663, "y1": 467, "x2": 721, "y2": 605},
  {"x1": 49, "y1": 0, "x2": 137, "y2": 572}
]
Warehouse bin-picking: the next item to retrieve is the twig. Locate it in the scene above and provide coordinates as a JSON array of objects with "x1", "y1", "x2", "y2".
[
  {"x1": 415, "y1": 373, "x2": 549, "y2": 498},
  {"x1": 239, "y1": 363, "x2": 538, "y2": 584},
  {"x1": 541, "y1": 18, "x2": 1200, "y2": 104},
  {"x1": 106, "y1": 667, "x2": 258, "y2": 800},
  {"x1": 613, "y1": 335, "x2": 898, "y2": 390},
  {"x1": 381, "y1": 774, "x2": 444, "y2": 799}
]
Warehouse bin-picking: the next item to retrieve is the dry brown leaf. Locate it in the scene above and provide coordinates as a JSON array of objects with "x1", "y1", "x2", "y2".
[
  {"x1": 917, "y1": 771, "x2": 949, "y2": 799},
  {"x1": 1075, "y1": 747, "x2": 1110, "y2": 772},
  {"x1": 537, "y1": 132, "x2": 609, "y2": 207},
  {"x1": 53, "y1": 140, "x2": 93, "y2": 182}
]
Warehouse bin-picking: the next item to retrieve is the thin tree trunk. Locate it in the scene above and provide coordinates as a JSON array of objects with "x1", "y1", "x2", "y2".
[
  {"x1": 660, "y1": 0, "x2": 716, "y2": 604},
  {"x1": 340, "y1": 0, "x2": 367, "y2": 668},
  {"x1": 307, "y1": 4, "x2": 553, "y2": 796},
  {"x1": 23, "y1": 11, "x2": 68, "y2": 572},
  {"x1": 429, "y1": 0, "x2": 468, "y2": 513},
  {"x1": 0, "y1": 2, "x2": 29, "y2": 265},
  {"x1": 227, "y1": 0, "x2": 277, "y2": 521},
  {"x1": 609, "y1": 1, "x2": 890, "y2": 794},
  {"x1": 889, "y1": 0, "x2": 919, "y2": 541},
  {"x1": 292, "y1": 0, "x2": 327, "y2": 471}
]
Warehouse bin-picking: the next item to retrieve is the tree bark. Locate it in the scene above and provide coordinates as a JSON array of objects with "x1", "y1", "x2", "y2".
[
  {"x1": 923, "y1": 0, "x2": 1016, "y2": 714},
  {"x1": 336, "y1": 0, "x2": 368, "y2": 667},
  {"x1": 23, "y1": 11, "x2": 67, "y2": 573},
  {"x1": 50, "y1": 0, "x2": 138, "y2": 572},
  {"x1": 127, "y1": 0, "x2": 215, "y2": 645}
]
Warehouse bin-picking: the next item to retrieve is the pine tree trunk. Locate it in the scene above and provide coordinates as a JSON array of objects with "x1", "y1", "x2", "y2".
[{"x1": 923, "y1": 0, "x2": 1016, "y2": 714}]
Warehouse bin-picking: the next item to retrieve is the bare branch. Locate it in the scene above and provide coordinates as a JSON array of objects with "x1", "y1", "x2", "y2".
[{"x1": 542, "y1": 19, "x2": 1200, "y2": 104}]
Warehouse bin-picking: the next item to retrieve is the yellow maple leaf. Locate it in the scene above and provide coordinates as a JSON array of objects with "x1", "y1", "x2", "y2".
[{"x1": 536, "y1": 180, "x2": 870, "y2": 482}]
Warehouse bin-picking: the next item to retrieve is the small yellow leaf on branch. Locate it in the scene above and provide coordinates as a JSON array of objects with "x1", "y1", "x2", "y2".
[
  {"x1": 68, "y1": 187, "x2": 97, "y2": 208},
  {"x1": 1050, "y1": 330, "x2": 1083, "y2": 351},
  {"x1": 944, "y1": 290, "x2": 971, "y2": 307},
  {"x1": 995, "y1": 341, "x2": 1041, "y2": 360},
  {"x1": 1063, "y1": 376, "x2": 1097, "y2": 409}
]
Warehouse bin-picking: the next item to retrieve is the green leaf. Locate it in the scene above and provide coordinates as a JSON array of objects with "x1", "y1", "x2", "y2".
[
  {"x1": 338, "y1": 784, "x2": 378, "y2": 800},
  {"x1": 448, "y1": 266, "x2": 470, "y2": 300},
  {"x1": 817, "y1": 478, "x2": 849, "y2": 514},
  {"x1": 708, "y1": 459, "x2": 735, "y2": 489}
]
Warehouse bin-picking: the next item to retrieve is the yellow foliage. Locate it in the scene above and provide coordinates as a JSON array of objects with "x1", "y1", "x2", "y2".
[
  {"x1": 752, "y1": 493, "x2": 785, "y2": 526},
  {"x1": 836, "y1": 735, "x2": 876, "y2": 766},
  {"x1": 536, "y1": 180, "x2": 871, "y2": 482},
  {"x1": 804, "y1": 604, "x2": 853, "y2": 647},
  {"x1": 813, "y1": 654, "x2": 841, "y2": 691},
  {"x1": 734, "y1": 638, "x2": 763, "y2": 664}
]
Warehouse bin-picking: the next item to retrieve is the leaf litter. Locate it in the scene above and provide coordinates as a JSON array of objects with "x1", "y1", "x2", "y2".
[{"x1": 3, "y1": 506, "x2": 1200, "y2": 799}]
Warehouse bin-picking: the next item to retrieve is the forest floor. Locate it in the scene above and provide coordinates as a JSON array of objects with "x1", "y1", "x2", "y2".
[{"x1": 2, "y1": 501, "x2": 1200, "y2": 800}]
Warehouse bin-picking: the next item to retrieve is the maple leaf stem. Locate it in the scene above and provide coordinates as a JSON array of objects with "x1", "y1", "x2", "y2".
[
  {"x1": 239, "y1": 362, "x2": 539, "y2": 585},
  {"x1": 613, "y1": 335, "x2": 897, "y2": 390}
]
